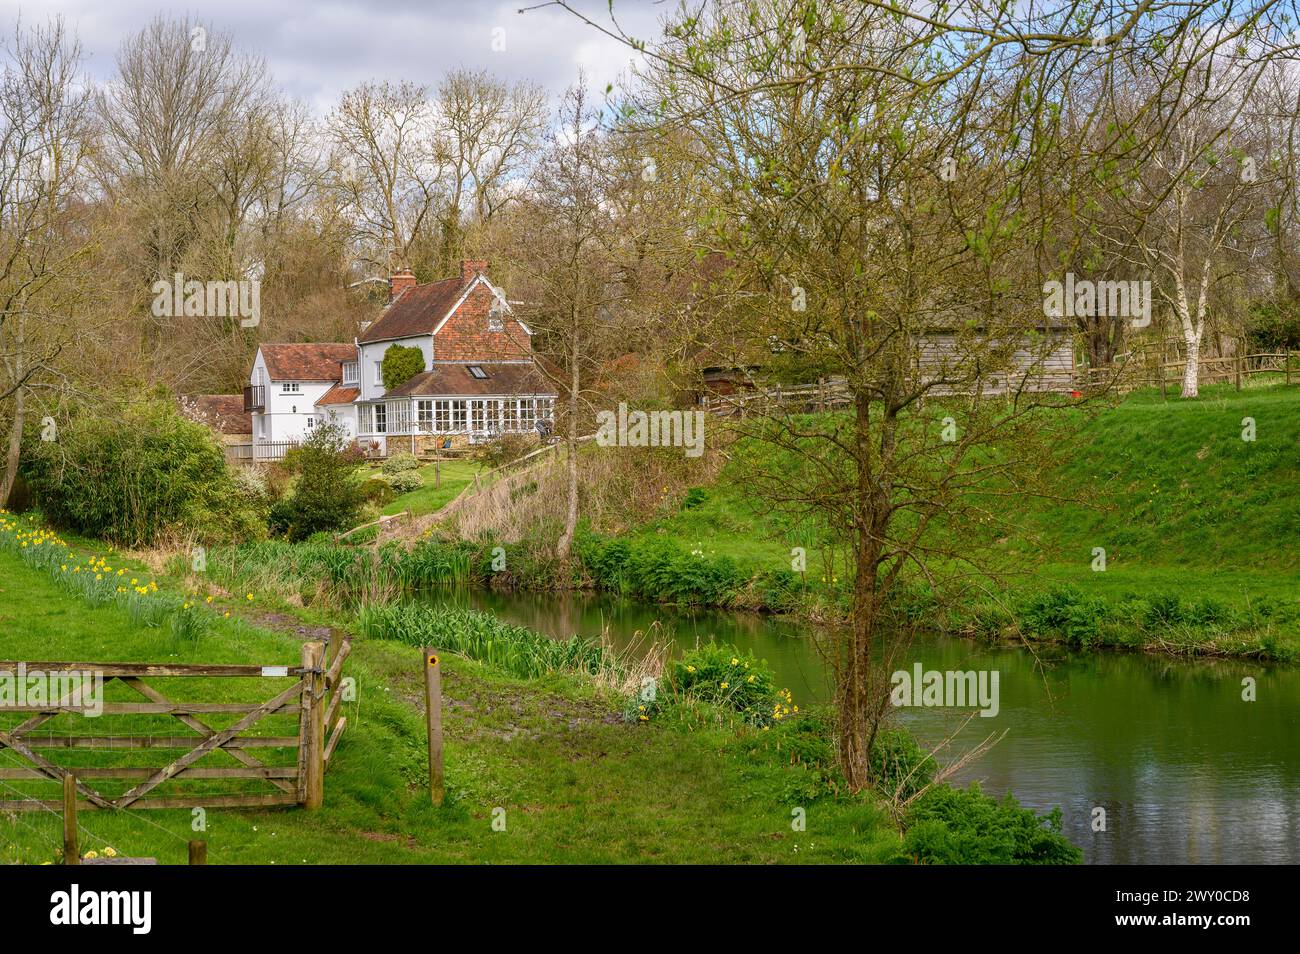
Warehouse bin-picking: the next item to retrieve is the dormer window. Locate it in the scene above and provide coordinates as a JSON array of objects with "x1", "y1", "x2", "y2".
[
  {"x1": 467, "y1": 365, "x2": 488, "y2": 379},
  {"x1": 487, "y1": 299, "x2": 505, "y2": 332}
]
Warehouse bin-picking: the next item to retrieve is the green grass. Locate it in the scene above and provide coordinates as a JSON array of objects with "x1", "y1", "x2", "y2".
[
  {"x1": 379, "y1": 460, "x2": 479, "y2": 517},
  {"x1": 0, "y1": 542, "x2": 906, "y2": 864}
]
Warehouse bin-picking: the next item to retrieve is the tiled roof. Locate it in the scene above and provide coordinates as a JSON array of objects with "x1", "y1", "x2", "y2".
[
  {"x1": 316, "y1": 384, "x2": 360, "y2": 406},
  {"x1": 260, "y1": 343, "x2": 355, "y2": 381},
  {"x1": 179, "y1": 394, "x2": 252, "y2": 435},
  {"x1": 385, "y1": 362, "x2": 556, "y2": 398},
  {"x1": 357, "y1": 276, "x2": 467, "y2": 343}
]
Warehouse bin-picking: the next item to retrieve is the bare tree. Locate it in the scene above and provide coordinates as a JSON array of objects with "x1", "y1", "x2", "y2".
[
  {"x1": 0, "y1": 18, "x2": 98, "y2": 504},
  {"x1": 327, "y1": 79, "x2": 448, "y2": 274}
]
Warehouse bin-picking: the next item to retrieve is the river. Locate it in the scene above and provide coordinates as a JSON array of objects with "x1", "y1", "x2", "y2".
[{"x1": 431, "y1": 588, "x2": 1300, "y2": 864}]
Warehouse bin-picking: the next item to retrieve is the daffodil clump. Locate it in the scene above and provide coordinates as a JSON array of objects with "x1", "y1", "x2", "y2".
[
  {"x1": 630, "y1": 643, "x2": 796, "y2": 729},
  {"x1": 0, "y1": 511, "x2": 233, "y2": 641}
]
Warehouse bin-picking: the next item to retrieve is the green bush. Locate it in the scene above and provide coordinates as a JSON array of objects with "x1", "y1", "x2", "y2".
[
  {"x1": 382, "y1": 452, "x2": 420, "y2": 474},
  {"x1": 361, "y1": 477, "x2": 396, "y2": 506},
  {"x1": 381, "y1": 344, "x2": 425, "y2": 392},
  {"x1": 270, "y1": 422, "x2": 367, "y2": 542},
  {"x1": 21, "y1": 397, "x2": 261, "y2": 546},
  {"x1": 385, "y1": 469, "x2": 423, "y2": 494},
  {"x1": 576, "y1": 532, "x2": 750, "y2": 605},
  {"x1": 900, "y1": 783, "x2": 1081, "y2": 865},
  {"x1": 665, "y1": 643, "x2": 793, "y2": 727}
]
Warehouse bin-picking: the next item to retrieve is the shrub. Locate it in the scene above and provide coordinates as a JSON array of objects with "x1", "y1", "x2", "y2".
[
  {"x1": 382, "y1": 452, "x2": 420, "y2": 474},
  {"x1": 385, "y1": 469, "x2": 423, "y2": 494},
  {"x1": 21, "y1": 397, "x2": 261, "y2": 546},
  {"x1": 270, "y1": 421, "x2": 367, "y2": 542},
  {"x1": 380, "y1": 344, "x2": 425, "y2": 391},
  {"x1": 666, "y1": 643, "x2": 793, "y2": 727},
  {"x1": 361, "y1": 477, "x2": 396, "y2": 505},
  {"x1": 682, "y1": 487, "x2": 708, "y2": 509},
  {"x1": 900, "y1": 783, "x2": 1081, "y2": 865}
]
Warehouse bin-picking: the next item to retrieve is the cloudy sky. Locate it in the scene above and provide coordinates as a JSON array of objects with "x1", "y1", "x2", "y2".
[{"x1": 0, "y1": 0, "x2": 665, "y2": 113}]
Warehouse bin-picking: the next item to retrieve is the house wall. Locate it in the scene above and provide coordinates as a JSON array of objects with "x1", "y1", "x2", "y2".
[
  {"x1": 317, "y1": 403, "x2": 358, "y2": 439},
  {"x1": 357, "y1": 336, "x2": 432, "y2": 401},
  {"x1": 917, "y1": 332, "x2": 1075, "y2": 394},
  {"x1": 433, "y1": 281, "x2": 532, "y2": 362},
  {"x1": 248, "y1": 350, "x2": 337, "y2": 443}
]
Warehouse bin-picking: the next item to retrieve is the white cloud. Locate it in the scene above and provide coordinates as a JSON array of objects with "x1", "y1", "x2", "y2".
[{"x1": 0, "y1": 0, "x2": 660, "y2": 114}]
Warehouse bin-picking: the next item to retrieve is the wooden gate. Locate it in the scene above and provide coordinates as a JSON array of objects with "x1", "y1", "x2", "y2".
[{"x1": 0, "y1": 638, "x2": 350, "y2": 811}]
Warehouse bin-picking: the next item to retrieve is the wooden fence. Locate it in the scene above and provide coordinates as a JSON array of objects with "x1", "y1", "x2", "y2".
[
  {"x1": 224, "y1": 440, "x2": 300, "y2": 465},
  {"x1": 1076, "y1": 350, "x2": 1294, "y2": 394},
  {"x1": 703, "y1": 350, "x2": 1295, "y2": 414},
  {"x1": 0, "y1": 637, "x2": 349, "y2": 811}
]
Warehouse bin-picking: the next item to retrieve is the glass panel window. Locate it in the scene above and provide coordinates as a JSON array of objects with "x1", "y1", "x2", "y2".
[
  {"x1": 417, "y1": 400, "x2": 433, "y2": 432},
  {"x1": 281, "y1": 382, "x2": 301, "y2": 393},
  {"x1": 452, "y1": 400, "x2": 467, "y2": 431},
  {"x1": 374, "y1": 403, "x2": 387, "y2": 434},
  {"x1": 389, "y1": 401, "x2": 411, "y2": 434},
  {"x1": 435, "y1": 400, "x2": 451, "y2": 431},
  {"x1": 470, "y1": 400, "x2": 485, "y2": 432}
]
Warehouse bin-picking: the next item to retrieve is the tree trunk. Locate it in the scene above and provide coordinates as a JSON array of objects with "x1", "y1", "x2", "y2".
[
  {"x1": 1181, "y1": 334, "x2": 1200, "y2": 398},
  {"x1": 837, "y1": 389, "x2": 890, "y2": 792},
  {"x1": 0, "y1": 384, "x2": 24, "y2": 508},
  {"x1": 554, "y1": 336, "x2": 580, "y2": 562}
]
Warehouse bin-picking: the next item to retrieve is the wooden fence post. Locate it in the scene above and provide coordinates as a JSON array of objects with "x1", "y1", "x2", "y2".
[
  {"x1": 188, "y1": 840, "x2": 207, "y2": 865},
  {"x1": 63, "y1": 773, "x2": 78, "y2": 865},
  {"x1": 1235, "y1": 355, "x2": 1242, "y2": 391},
  {"x1": 300, "y1": 641, "x2": 326, "y2": 810},
  {"x1": 1287, "y1": 349, "x2": 1292, "y2": 386},
  {"x1": 424, "y1": 650, "x2": 444, "y2": 806}
]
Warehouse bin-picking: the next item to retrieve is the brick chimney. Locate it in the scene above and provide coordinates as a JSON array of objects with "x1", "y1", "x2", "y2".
[
  {"x1": 389, "y1": 268, "x2": 417, "y2": 303},
  {"x1": 459, "y1": 259, "x2": 488, "y2": 283}
]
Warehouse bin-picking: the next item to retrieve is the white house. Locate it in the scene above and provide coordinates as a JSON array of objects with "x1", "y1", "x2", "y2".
[{"x1": 243, "y1": 260, "x2": 557, "y2": 459}]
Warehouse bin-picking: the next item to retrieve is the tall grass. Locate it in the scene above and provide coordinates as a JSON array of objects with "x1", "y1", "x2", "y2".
[
  {"x1": 206, "y1": 538, "x2": 483, "y2": 610},
  {"x1": 355, "y1": 602, "x2": 660, "y2": 691}
]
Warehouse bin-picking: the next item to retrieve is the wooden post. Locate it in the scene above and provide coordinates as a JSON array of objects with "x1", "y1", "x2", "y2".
[
  {"x1": 1235, "y1": 355, "x2": 1242, "y2": 391},
  {"x1": 63, "y1": 773, "x2": 78, "y2": 865},
  {"x1": 423, "y1": 650, "x2": 444, "y2": 806},
  {"x1": 435, "y1": 461, "x2": 441, "y2": 489},
  {"x1": 300, "y1": 640, "x2": 326, "y2": 809},
  {"x1": 1287, "y1": 349, "x2": 1292, "y2": 386},
  {"x1": 188, "y1": 840, "x2": 207, "y2": 865}
]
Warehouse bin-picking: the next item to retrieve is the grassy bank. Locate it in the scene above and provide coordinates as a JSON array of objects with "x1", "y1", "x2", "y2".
[
  {"x1": 558, "y1": 382, "x2": 1300, "y2": 659},
  {"x1": 0, "y1": 520, "x2": 1078, "y2": 864}
]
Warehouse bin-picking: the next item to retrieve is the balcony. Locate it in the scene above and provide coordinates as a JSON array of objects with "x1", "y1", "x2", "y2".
[{"x1": 243, "y1": 384, "x2": 265, "y2": 412}]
